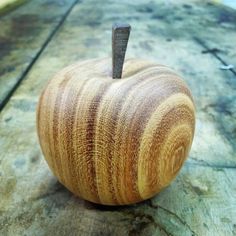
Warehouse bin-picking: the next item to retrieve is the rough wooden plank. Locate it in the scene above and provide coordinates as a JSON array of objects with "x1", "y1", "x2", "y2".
[
  {"x1": 193, "y1": 2, "x2": 236, "y2": 72},
  {"x1": 132, "y1": 0, "x2": 236, "y2": 70},
  {"x1": 0, "y1": 0, "x2": 236, "y2": 235},
  {"x1": 1, "y1": 163, "x2": 235, "y2": 236},
  {"x1": 0, "y1": 0, "x2": 77, "y2": 110}
]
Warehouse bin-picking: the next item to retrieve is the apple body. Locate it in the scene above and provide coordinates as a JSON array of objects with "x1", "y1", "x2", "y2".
[{"x1": 37, "y1": 58, "x2": 195, "y2": 205}]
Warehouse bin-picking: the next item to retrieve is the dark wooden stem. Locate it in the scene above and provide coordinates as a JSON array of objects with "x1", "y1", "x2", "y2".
[{"x1": 112, "y1": 23, "x2": 131, "y2": 79}]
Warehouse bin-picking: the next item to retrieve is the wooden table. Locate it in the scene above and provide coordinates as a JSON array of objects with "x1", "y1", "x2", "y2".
[{"x1": 0, "y1": 0, "x2": 236, "y2": 235}]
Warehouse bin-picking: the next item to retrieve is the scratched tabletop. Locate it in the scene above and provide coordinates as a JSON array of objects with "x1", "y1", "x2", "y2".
[{"x1": 0, "y1": 0, "x2": 236, "y2": 235}]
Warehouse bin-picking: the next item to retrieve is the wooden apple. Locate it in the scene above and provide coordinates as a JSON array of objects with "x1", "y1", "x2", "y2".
[{"x1": 37, "y1": 24, "x2": 195, "y2": 205}]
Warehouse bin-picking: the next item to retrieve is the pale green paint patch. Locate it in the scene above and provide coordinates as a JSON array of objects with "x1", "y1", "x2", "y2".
[{"x1": 0, "y1": 0, "x2": 29, "y2": 16}]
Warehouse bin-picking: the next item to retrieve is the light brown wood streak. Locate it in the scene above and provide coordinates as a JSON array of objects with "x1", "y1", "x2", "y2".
[
  {"x1": 94, "y1": 67, "x2": 167, "y2": 204},
  {"x1": 119, "y1": 78, "x2": 190, "y2": 204},
  {"x1": 138, "y1": 96, "x2": 195, "y2": 199},
  {"x1": 57, "y1": 74, "x2": 83, "y2": 194},
  {"x1": 37, "y1": 58, "x2": 195, "y2": 205}
]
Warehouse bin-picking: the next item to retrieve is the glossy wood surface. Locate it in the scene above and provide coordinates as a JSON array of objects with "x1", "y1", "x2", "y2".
[{"x1": 37, "y1": 58, "x2": 195, "y2": 205}]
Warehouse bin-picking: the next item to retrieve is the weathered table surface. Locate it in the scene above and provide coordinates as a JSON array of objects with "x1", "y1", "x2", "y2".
[{"x1": 0, "y1": 0, "x2": 236, "y2": 235}]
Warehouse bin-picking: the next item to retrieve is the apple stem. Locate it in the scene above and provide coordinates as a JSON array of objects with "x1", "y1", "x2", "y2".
[{"x1": 112, "y1": 23, "x2": 131, "y2": 79}]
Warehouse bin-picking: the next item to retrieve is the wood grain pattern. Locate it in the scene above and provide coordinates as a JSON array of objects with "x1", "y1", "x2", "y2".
[{"x1": 37, "y1": 58, "x2": 195, "y2": 205}]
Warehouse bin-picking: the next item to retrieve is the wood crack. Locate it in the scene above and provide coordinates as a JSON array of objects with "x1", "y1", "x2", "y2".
[
  {"x1": 84, "y1": 202, "x2": 174, "y2": 235},
  {"x1": 126, "y1": 211, "x2": 173, "y2": 236},
  {"x1": 146, "y1": 199, "x2": 197, "y2": 236},
  {"x1": 186, "y1": 159, "x2": 236, "y2": 169},
  {"x1": 194, "y1": 37, "x2": 236, "y2": 76}
]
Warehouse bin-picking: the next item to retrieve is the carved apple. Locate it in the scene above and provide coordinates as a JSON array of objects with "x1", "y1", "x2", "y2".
[{"x1": 37, "y1": 24, "x2": 195, "y2": 205}]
